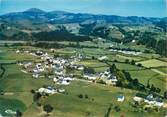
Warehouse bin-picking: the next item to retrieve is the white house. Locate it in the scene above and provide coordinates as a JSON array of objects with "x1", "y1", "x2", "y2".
[
  {"x1": 23, "y1": 62, "x2": 32, "y2": 69},
  {"x1": 57, "y1": 80, "x2": 70, "y2": 85},
  {"x1": 133, "y1": 96, "x2": 143, "y2": 102},
  {"x1": 98, "y1": 56, "x2": 108, "y2": 61},
  {"x1": 55, "y1": 70, "x2": 64, "y2": 76},
  {"x1": 144, "y1": 94, "x2": 154, "y2": 104},
  {"x1": 33, "y1": 73, "x2": 39, "y2": 78},
  {"x1": 38, "y1": 87, "x2": 56, "y2": 94},
  {"x1": 63, "y1": 77, "x2": 74, "y2": 81},
  {"x1": 106, "y1": 75, "x2": 118, "y2": 85},
  {"x1": 58, "y1": 89, "x2": 65, "y2": 93},
  {"x1": 83, "y1": 74, "x2": 97, "y2": 80},
  {"x1": 16, "y1": 50, "x2": 20, "y2": 53},
  {"x1": 117, "y1": 95, "x2": 125, "y2": 102}
]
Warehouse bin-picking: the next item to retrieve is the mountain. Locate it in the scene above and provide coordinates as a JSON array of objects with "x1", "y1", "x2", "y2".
[
  {"x1": 0, "y1": 8, "x2": 163, "y2": 25},
  {"x1": 0, "y1": 8, "x2": 166, "y2": 42}
]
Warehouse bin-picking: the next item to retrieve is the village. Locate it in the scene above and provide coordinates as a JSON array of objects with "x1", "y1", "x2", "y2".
[
  {"x1": 16, "y1": 48, "x2": 165, "y2": 109},
  {"x1": 0, "y1": 42, "x2": 166, "y2": 117}
]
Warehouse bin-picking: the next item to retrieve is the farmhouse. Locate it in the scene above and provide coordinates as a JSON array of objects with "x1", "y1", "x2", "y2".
[
  {"x1": 58, "y1": 89, "x2": 65, "y2": 93},
  {"x1": 32, "y1": 73, "x2": 39, "y2": 78},
  {"x1": 38, "y1": 86, "x2": 56, "y2": 94},
  {"x1": 16, "y1": 50, "x2": 20, "y2": 53},
  {"x1": 105, "y1": 75, "x2": 118, "y2": 85},
  {"x1": 98, "y1": 56, "x2": 108, "y2": 61},
  {"x1": 144, "y1": 94, "x2": 164, "y2": 107},
  {"x1": 117, "y1": 95, "x2": 125, "y2": 102},
  {"x1": 83, "y1": 74, "x2": 98, "y2": 80},
  {"x1": 57, "y1": 79, "x2": 70, "y2": 85},
  {"x1": 36, "y1": 50, "x2": 43, "y2": 56},
  {"x1": 100, "y1": 70, "x2": 118, "y2": 85},
  {"x1": 109, "y1": 49, "x2": 142, "y2": 56},
  {"x1": 23, "y1": 62, "x2": 32, "y2": 69},
  {"x1": 133, "y1": 96, "x2": 143, "y2": 102}
]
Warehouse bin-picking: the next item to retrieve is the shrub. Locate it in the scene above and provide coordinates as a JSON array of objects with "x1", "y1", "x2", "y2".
[
  {"x1": 78, "y1": 94, "x2": 83, "y2": 98},
  {"x1": 43, "y1": 104, "x2": 53, "y2": 114}
]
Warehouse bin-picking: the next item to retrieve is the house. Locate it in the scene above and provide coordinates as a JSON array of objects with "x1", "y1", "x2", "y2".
[
  {"x1": 117, "y1": 95, "x2": 125, "y2": 102},
  {"x1": 55, "y1": 70, "x2": 64, "y2": 76},
  {"x1": 106, "y1": 75, "x2": 118, "y2": 85},
  {"x1": 53, "y1": 77, "x2": 58, "y2": 82},
  {"x1": 5, "y1": 109, "x2": 16, "y2": 115},
  {"x1": 100, "y1": 70, "x2": 117, "y2": 85},
  {"x1": 33, "y1": 68, "x2": 40, "y2": 74},
  {"x1": 100, "y1": 72, "x2": 110, "y2": 79},
  {"x1": 133, "y1": 96, "x2": 143, "y2": 102},
  {"x1": 144, "y1": 94, "x2": 155, "y2": 104},
  {"x1": 38, "y1": 86, "x2": 56, "y2": 94},
  {"x1": 23, "y1": 62, "x2": 32, "y2": 69},
  {"x1": 16, "y1": 50, "x2": 20, "y2": 53},
  {"x1": 83, "y1": 74, "x2": 98, "y2": 80},
  {"x1": 58, "y1": 89, "x2": 65, "y2": 93},
  {"x1": 77, "y1": 65, "x2": 84, "y2": 70},
  {"x1": 50, "y1": 48, "x2": 55, "y2": 53},
  {"x1": 36, "y1": 50, "x2": 43, "y2": 56},
  {"x1": 57, "y1": 80, "x2": 70, "y2": 85},
  {"x1": 63, "y1": 77, "x2": 74, "y2": 81},
  {"x1": 98, "y1": 56, "x2": 108, "y2": 61},
  {"x1": 144, "y1": 94, "x2": 164, "y2": 107},
  {"x1": 33, "y1": 73, "x2": 39, "y2": 78},
  {"x1": 154, "y1": 98, "x2": 164, "y2": 107}
]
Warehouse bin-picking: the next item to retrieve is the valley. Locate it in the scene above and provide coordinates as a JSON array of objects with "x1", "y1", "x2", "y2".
[{"x1": 0, "y1": 8, "x2": 166, "y2": 117}]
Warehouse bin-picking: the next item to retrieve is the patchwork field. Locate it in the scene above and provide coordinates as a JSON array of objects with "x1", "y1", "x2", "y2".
[{"x1": 0, "y1": 44, "x2": 166, "y2": 117}]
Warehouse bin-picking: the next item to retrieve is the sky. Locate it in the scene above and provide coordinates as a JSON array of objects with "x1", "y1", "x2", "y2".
[{"x1": 0, "y1": 0, "x2": 166, "y2": 17}]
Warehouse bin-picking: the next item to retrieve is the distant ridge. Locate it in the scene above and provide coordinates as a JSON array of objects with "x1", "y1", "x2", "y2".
[
  {"x1": 0, "y1": 8, "x2": 165, "y2": 25},
  {"x1": 23, "y1": 8, "x2": 45, "y2": 13}
]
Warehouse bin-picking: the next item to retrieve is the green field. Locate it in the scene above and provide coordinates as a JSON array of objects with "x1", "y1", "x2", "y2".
[
  {"x1": 137, "y1": 59, "x2": 167, "y2": 68},
  {"x1": 0, "y1": 45, "x2": 166, "y2": 117},
  {"x1": 0, "y1": 98, "x2": 26, "y2": 116},
  {"x1": 0, "y1": 64, "x2": 54, "y2": 115},
  {"x1": 24, "y1": 81, "x2": 166, "y2": 117},
  {"x1": 157, "y1": 67, "x2": 167, "y2": 74}
]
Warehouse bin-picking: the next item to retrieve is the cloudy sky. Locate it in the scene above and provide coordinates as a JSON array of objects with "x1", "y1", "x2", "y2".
[{"x1": 0, "y1": 0, "x2": 166, "y2": 17}]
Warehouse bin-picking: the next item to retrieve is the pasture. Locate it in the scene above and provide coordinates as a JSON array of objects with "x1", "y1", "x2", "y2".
[
  {"x1": 25, "y1": 81, "x2": 166, "y2": 117},
  {"x1": 137, "y1": 59, "x2": 167, "y2": 68},
  {"x1": 0, "y1": 44, "x2": 166, "y2": 117}
]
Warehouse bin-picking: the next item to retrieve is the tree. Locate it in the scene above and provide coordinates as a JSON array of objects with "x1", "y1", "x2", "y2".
[
  {"x1": 125, "y1": 59, "x2": 129, "y2": 64},
  {"x1": 30, "y1": 89, "x2": 35, "y2": 94},
  {"x1": 150, "y1": 84, "x2": 156, "y2": 92},
  {"x1": 131, "y1": 60, "x2": 135, "y2": 65},
  {"x1": 123, "y1": 70, "x2": 132, "y2": 81},
  {"x1": 33, "y1": 92, "x2": 42, "y2": 102},
  {"x1": 133, "y1": 79, "x2": 139, "y2": 86},
  {"x1": 85, "y1": 94, "x2": 88, "y2": 99},
  {"x1": 110, "y1": 64, "x2": 117, "y2": 74},
  {"x1": 116, "y1": 80, "x2": 123, "y2": 87},
  {"x1": 137, "y1": 63, "x2": 142, "y2": 67},
  {"x1": 92, "y1": 56, "x2": 95, "y2": 60},
  {"x1": 43, "y1": 104, "x2": 53, "y2": 115},
  {"x1": 146, "y1": 82, "x2": 150, "y2": 89},
  {"x1": 84, "y1": 67, "x2": 95, "y2": 74},
  {"x1": 114, "y1": 59, "x2": 118, "y2": 62},
  {"x1": 114, "y1": 105, "x2": 121, "y2": 112},
  {"x1": 16, "y1": 110, "x2": 22, "y2": 117},
  {"x1": 164, "y1": 91, "x2": 167, "y2": 99},
  {"x1": 78, "y1": 94, "x2": 83, "y2": 98},
  {"x1": 156, "y1": 88, "x2": 161, "y2": 94}
]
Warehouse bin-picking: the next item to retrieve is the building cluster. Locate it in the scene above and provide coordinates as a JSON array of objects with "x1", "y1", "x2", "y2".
[{"x1": 133, "y1": 94, "x2": 164, "y2": 107}]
